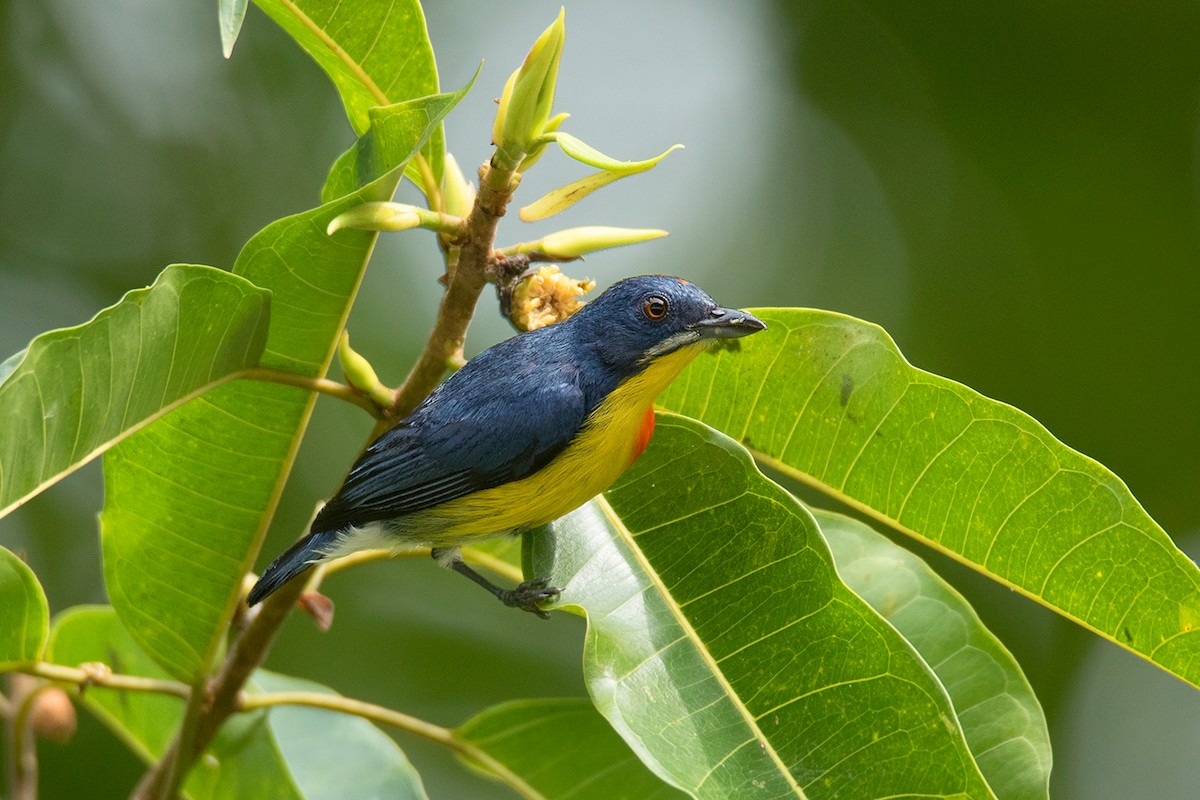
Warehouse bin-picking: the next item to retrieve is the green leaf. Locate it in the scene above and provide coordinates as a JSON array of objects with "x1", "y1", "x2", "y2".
[
  {"x1": 253, "y1": 671, "x2": 428, "y2": 800},
  {"x1": 518, "y1": 138, "x2": 683, "y2": 222},
  {"x1": 817, "y1": 510, "x2": 1051, "y2": 800},
  {"x1": 321, "y1": 73, "x2": 477, "y2": 204},
  {"x1": 48, "y1": 606, "x2": 191, "y2": 765},
  {"x1": 100, "y1": 71, "x2": 467, "y2": 683},
  {"x1": 658, "y1": 309, "x2": 1200, "y2": 689},
  {"x1": 455, "y1": 698, "x2": 685, "y2": 800},
  {"x1": 0, "y1": 546, "x2": 49, "y2": 669},
  {"x1": 530, "y1": 414, "x2": 995, "y2": 800},
  {"x1": 218, "y1": 0, "x2": 249, "y2": 59},
  {"x1": 0, "y1": 264, "x2": 270, "y2": 519},
  {"x1": 47, "y1": 607, "x2": 422, "y2": 799},
  {"x1": 251, "y1": 0, "x2": 443, "y2": 177}
]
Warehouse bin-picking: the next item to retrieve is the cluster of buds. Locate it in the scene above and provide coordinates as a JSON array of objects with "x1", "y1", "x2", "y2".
[
  {"x1": 492, "y1": 8, "x2": 566, "y2": 171},
  {"x1": 323, "y1": 7, "x2": 682, "y2": 378}
]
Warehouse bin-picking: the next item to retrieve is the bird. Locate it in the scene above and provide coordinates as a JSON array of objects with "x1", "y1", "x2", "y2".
[{"x1": 247, "y1": 275, "x2": 766, "y2": 615}]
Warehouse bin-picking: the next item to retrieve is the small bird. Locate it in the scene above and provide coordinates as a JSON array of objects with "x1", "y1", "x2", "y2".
[{"x1": 247, "y1": 275, "x2": 765, "y2": 615}]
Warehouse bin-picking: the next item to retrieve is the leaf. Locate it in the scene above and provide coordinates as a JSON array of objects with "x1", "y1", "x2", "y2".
[
  {"x1": 321, "y1": 73, "x2": 477, "y2": 204},
  {"x1": 218, "y1": 0, "x2": 249, "y2": 59},
  {"x1": 0, "y1": 546, "x2": 49, "y2": 669},
  {"x1": 251, "y1": 0, "x2": 445, "y2": 179},
  {"x1": 47, "y1": 607, "x2": 423, "y2": 799},
  {"x1": 455, "y1": 698, "x2": 686, "y2": 800},
  {"x1": 253, "y1": 671, "x2": 428, "y2": 800},
  {"x1": 658, "y1": 310, "x2": 1200, "y2": 689},
  {"x1": 48, "y1": 606, "x2": 192, "y2": 767},
  {"x1": 529, "y1": 414, "x2": 996, "y2": 800},
  {"x1": 0, "y1": 264, "x2": 270, "y2": 519},
  {"x1": 100, "y1": 64, "x2": 467, "y2": 682},
  {"x1": 518, "y1": 138, "x2": 682, "y2": 221},
  {"x1": 817, "y1": 510, "x2": 1051, "y2": 800}
]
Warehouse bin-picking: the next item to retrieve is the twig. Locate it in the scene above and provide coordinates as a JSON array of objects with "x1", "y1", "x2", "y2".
[
  {"x1": 238, "y1": 691, "x2": 544, "y2": 800},
  {"x1": 131, "y1": 574, "x2": 308, "y2": 800},
  {"x1": 317, "y1": 545, "x2": 524, "y2": 585},
  {"x1": 23, "y1": 662, "x2": 191, "y2": 699},
  {"x1": 377, "y1": 156, "x2": 520, "y2": 431}
]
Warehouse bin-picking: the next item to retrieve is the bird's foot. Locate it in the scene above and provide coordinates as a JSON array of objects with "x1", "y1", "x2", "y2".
[{"x1": 498, "y1": 577, "x2": 562, "y2": 619}]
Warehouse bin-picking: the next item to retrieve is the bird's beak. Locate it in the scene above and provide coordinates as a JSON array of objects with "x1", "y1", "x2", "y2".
[{"x1": 689, "y1": 307, "x2": 767, "y2": 340}]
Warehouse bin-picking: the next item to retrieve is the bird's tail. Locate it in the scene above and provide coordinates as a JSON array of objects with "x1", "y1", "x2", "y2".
[{"x1": 246, "y1": 529, "x2": 340, "y2": 606}]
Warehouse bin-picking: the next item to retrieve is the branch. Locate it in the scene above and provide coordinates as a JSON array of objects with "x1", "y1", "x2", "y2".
[
  {"x1": 317, "y1": 545, "x2": 524, "y2": 584},
  {"x1": 22, "y1": 662, "x2": 191, "y2": 699},
  {"x1": 379, "y1": 156, "x2": 520, "y2": 429},
  {"x1": 132, "y1": 572, "x2": 307, "y2": 799},
  {"x1": 239, "y1": 691, "x2": 543, "y2": 800}
]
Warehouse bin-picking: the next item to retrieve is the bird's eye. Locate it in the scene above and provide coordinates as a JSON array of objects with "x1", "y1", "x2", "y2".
[{"x1": 643, "y1": 295, "x2": 669, "y2": 320}]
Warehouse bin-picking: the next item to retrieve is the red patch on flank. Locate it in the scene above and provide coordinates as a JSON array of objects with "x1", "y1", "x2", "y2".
[{"x1": 630, "y1": 407, "x2": 656, "y2": 465}]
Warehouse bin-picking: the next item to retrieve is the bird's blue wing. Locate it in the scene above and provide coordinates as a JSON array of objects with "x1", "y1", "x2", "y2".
[{"x1": 310, "y1": 362, "x2": 588, "y2": 534}]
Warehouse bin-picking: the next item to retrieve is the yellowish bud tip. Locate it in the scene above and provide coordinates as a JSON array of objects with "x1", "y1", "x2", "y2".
[
  {"x1": 441, "y1": 154, "x2": 475, "y2": 219},
  {"x1": 512, "y1": 265, "x2": 595, "y2": 330},
  {"x1": 494, "y1": 8, "x2": 567, "y2": 165}
]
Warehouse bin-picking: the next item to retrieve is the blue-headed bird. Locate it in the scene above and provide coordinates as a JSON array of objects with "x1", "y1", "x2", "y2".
[{"x1": 247, "y1": 275, "x2": 765, "y2": 615}]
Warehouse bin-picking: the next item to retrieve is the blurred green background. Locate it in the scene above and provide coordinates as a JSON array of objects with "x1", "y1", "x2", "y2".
[{"x1": 2, "y1": 0, "x2": 1198, "y2": 797}]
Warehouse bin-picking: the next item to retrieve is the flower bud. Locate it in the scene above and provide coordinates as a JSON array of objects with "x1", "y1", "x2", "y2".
[
  {"x1": 539, "y1": 226, "x2": 668, "y2": 258},
  {"x1": 511, "y1": 265, "x2": 595, "y2": 330},
  {"x1": 441, "y1": 154, "x2": 476, "y2": 219},
  {"x1": 338, "y1": 332, "x2": 393, "y2": 409},
  {"x1": 327, "y1": 203, "x2": 421, "y2": 235},
  {"x1": 493, "y1": 8, "x2": 566, "y2": 168}
]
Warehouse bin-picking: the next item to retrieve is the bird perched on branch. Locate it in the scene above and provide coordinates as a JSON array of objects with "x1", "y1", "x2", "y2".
[{"x1": 247, "y1": 275, "x2": 765, "y2": 616}]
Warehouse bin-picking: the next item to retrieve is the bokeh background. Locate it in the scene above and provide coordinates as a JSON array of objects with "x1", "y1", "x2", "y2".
[{"x1": 2, "y1": 0, "x2": 1199, "y2": 796}]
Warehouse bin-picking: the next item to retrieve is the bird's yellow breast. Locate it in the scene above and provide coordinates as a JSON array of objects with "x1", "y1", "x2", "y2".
[{"x1": 426, "y1": 342, "x2": 707, "y2": 543}]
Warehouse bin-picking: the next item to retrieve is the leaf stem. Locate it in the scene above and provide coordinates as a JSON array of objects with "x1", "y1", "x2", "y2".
[
  {"x1": 22, "y1": 662, "x2": 191, "y2": 699},
  {"x1": 238, "y1": 691, "x2": 545, "y2": 800},
  {"x1": 237, "y1": 367, "x2": 385, "y2": 419}
]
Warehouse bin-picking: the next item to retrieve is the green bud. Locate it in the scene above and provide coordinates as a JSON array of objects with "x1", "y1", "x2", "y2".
[
  {"x1": 328, "y1": 202, "x2": 464, "y2": 238},
  {"x1": 338, "y1": 332, "x2": 393, "y2": 409},
  {"x1": 327, "y1": 203, "x2": 421, "y2": 235},
  {"x1": 493, "y1": 8, "x2": 566, "y2": 168},
  {"x1": 441, "y1": 153, "x2": 476, "y2": 219},
  {"x1": 538, "y1": 226, "x2": 668, "y2": 258}
]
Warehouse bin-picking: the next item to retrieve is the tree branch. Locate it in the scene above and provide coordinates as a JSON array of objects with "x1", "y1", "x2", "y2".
[{"x1": 378, "y1": 156, "x2": 520, "y2": 430}]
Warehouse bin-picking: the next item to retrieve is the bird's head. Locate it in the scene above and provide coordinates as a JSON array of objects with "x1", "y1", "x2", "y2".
[{"x1": 569, "y1": 275, "x2": 766, "y2": 373}]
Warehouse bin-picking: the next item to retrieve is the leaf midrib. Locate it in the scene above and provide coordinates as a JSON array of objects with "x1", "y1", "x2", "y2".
[
  {"x1": 592, "y1": 493, "x2": 808, "y2": 799},
  {"x1": 273, "y1": 0, "x2": 390, "y2": 107}
]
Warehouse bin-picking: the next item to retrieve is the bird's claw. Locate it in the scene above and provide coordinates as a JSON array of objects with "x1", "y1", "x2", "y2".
[{"x1": 499, "y1": 577, "x2": 562, "y2": 619}]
